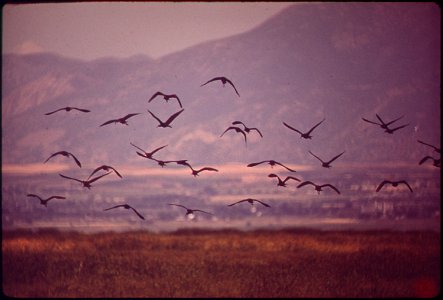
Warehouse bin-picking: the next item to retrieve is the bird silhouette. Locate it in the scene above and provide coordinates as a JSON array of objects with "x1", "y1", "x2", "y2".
[
  {"x1": 308, "y1": 150, "x2": 345, "y2": 168},
  {"x1": 362, "y1": 114, "x2": 404, "y2": 130},
  {"x1": 384, "y1": 123, "x2": 409, "y2": 134},
  {"x1": 26, "y1": 194, "x2": 66, "y2": 207},
  {"x1": 282, "y1": 118, "x2": 325, "y2": 139},
  {"x1": 45, "y1": 106, "x2": 90, "y2": 115},
  {"x1": 297, "y1": 181, "x2": 341, "y2": 194},
  {"x1": 268, "y1": 173, "x2": 300, "y2": 187},
  {"x1": 130, "y1": 142, "x2": 168, "y2": 159},
  {"x1": 147, "y1": 109, "x2": 184, "y2": 128},
  {"x1": 247, "y1": 160, "x2": 296, "y2": 172},
  {"x1": 100, "y1": 113, "x2": 140, "y2": 127},
  {"x1": 104, "y1": 204, "x2": 145, "y2": 220},
  {"x1": 232, "y1": 121, "x2": 263, "y2": 137},
  {"x1": 220, "y1": 126, "x2": 247, "y2": 144},
  {"x1": 88, "y1": 165, "x2": 122, "y2": 179},
  {"x1": 59, "y1": 172, "x2": 111, "y2": 189},
  {"x1": 376, "y1": 180, "x2": 413, "y2": 193},
  {"x1": 44, "y1": 151, "x2": 82, "y2": 168},
  {"x1": 417, "y1": 140, "x2": 441, "y2": 154},
  {"x1": 228, "y1": 198, "x2": 271, "y2": 207},
  {"x1": 168, "y1": 203, "x2": 213, "y2": 216},
  {"x1": 200, "y1": 76, "x2": 240, "y2": 97},
  {"x1": 418, "y1": 156, "x2": 441, "y2": 168},
  {"x1": 148, "y1": 91, "x2": 183, "y2": 108},
  {"x1": 181, "y1": 162, "x2": 219, "y2": 177}
]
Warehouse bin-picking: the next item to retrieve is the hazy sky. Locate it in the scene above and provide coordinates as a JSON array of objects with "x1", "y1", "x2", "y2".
[{"x1": 3, "y1": 2, "x2": 294, "y2": 60}]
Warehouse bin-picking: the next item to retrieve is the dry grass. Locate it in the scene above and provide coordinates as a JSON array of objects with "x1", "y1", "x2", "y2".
[{"x1": 2, "y1": 228, "x2": 440, "y2": 297}]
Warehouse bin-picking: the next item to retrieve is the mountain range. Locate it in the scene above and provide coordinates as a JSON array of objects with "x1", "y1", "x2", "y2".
[{"x1": 2, "y1": 2, "x2": 440, "y2": 171}]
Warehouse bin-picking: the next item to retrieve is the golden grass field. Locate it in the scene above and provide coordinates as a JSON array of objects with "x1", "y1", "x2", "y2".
[{"x1": 2, "y1": 228, "x2": 440, "y2": 297}]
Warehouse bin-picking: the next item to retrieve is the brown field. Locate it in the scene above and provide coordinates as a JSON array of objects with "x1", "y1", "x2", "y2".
[{"x1": 2, "y1": 228, "x2": 440, "y2": 298}]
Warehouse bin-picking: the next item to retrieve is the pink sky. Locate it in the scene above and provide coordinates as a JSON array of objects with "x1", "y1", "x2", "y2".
[{"x1": 3, "y1": 2, "x2": 294, "y2": 60}]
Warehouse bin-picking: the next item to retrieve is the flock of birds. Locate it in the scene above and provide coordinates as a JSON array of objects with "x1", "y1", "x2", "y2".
[{"x1": 27, "y1": 75, "x2": 440, "y2": 221}]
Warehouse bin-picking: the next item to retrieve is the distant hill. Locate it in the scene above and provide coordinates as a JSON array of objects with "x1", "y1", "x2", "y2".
[{"x1": 2, "y1": 2, "x2": 440, "y2": 170}]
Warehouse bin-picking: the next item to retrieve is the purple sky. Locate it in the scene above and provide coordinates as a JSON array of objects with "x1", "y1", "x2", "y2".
[{"x1": 3, "y1": 2, "x2": 294, "y2": 60}]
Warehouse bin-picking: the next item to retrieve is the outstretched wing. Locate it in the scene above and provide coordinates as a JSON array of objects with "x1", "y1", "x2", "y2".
[
  {"x1": 100, "y1": 119, "x2": 117, "y2": 127},
  {"x1": 225, "y1": 78, "x2": 240, "y2": 97},
  {"x1": 227, "y1": 199, "x2": 248, "y2": 206},
  {"x1": 122, "y1": 113, "x2": 141, "y2": 121},
  {"x1": 67, "y1": 152, "x2": 82, "y2": 168},
  {"x1": 136, "y1": 151, "x2": 149, "y2": 158},
  {"x1": 322, "y1": 184, "x2": 341, "y2": 194},
  {"x1": 200, "y1": 77, "x2": 222, "y2": 87},
  {"x1": 44, "y1": 107, "x2": 65, "y2": 115},
  {"x1": 87, "y1": 171, "x2": 112, "y2": 184},
  {"x1": 308, "y1": 150, "x2": 324, "y2": 163},
  {"x1": 59, "y1": 173, "x2": 83, "y2": 183},
  {"x1": 253, "y1": 199, "x2": 271, "y2": 207},
  {"x1": 108, "y1": 166, "x2": 122, "y2": 178},
  {"x1": 249, "y1": 127, "x2": 263, "y2": 138},
  {"x1": 27, "y1": 194, "x2": 43, "y2": 201},
  {"x1": 419, "y1": 156, "x2": 433, "y2": 165},
  {"x1": 168, "y1": 203, "x2": 189, "y2": 210},
  {"x1": 171, "y1": 95, "x2": 183, "y2": 108},
  {"x1": 375, "y1": 113, "x2": 387, "y2": 126},
  {"x1": 417, "y1": 140, "x2": 440, "y2": 152},
  {"x1": 362, "y1": 117, "x2": 381, "y2": 126},
  {"x1": 196, "y1": 167, "x2": 219, "y2": 173},
  {"x1": 282, "y1": 122, "x2": 303, "y2": 135},
  {"x1": 72, "y1": 107, "x2": 91, "y2": 113},
  {"x1": 389, "y1": 123, "x2": 409, "y2": 132},
  {"x1": 327, "y1": 151, "x2": 345, "y2": 164},
  {"x1": 44, "y1": 152, "x2": 62, "y2": 163},
  {"x1": 130, "y1": 142, "x2": 146, "y2": 153},
  {"x1": 220, "y1": 126, "x2": 237, "y2": 137},
  {"x1": 297, "y1": 181, "x2": 316, "y2": 189},
  {"x1": 149, "y1": 144, "x2": 168, "y2": 156},
  {"x1": 148, "y1": 91, "x2": 164, "y2": 102},
  {"x1": 306, "y1": 118, "x2": 325, "y2": 135},
  {"x1": 384, "y1": 115, "x2": 404, "y2": 126},
  {"x1": 46, "y1": 196, "x2": 66, "y2": 202},
  {"x1": 376, "y1": 180, "x2": 391, "y2": 192},
  {"x1": 247, "y1": 160, "x2": 269, "y2": 167},
  {"x1": 399, "y1": 181, "x2": 413, "y2": 193},
  {"x1": 130, "y1": 206, "x2": 145, "y2": 220},
  {"x1": 232, "y1": 121, "x2": 246, "y2": 128},
  {"x1": 274, "y1": 161, "x2": 296, "y2": 172},
  {"x1": 284, "y1": 176, "x2": 301, "y2": 183},
  {"x1": 147, "y1": 110, "x2": 163, "y2": 125},
  {"x1": 164, "y1": 109, "x2": 185, "y2": 126},
  {"x1": 193, "y1": 209, "x2": 214, "y2": 215},
  {"x1": 104, "y1": 204, "x2": 125, "y2": 211}
]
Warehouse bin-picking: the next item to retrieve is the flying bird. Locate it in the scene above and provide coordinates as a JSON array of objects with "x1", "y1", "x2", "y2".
[
  {"x1": 282, "y1": 118, "x2": 325, "y2": 139},
  {"x1": 26, "y1": 194, "x2": 66, "y2": 207},
  {"x1": 59, "y1": 172, "x2": 111, "y2": 189},
  {"x1": 100, "y1": 113, "x2": 140, "y2": 127},
  {"x1": 232, "y1": 121, "x2": 263, "y2": 137},
  {"x1": 44, "y1": 151, "x2": 82, "y2": 168},
  {"x1": 220, "y1": 126, "x2": 247, "y2": 144},
  {"x1": 384, "y1": 123, "x2": 409, "y2": 134},
  {"x1": 417, "y1": 140, "x2": 441, "y2": 154},
  {"x1": 376, "y1": 180, "x2": 413, "y2": 193},
  {"x1": 418, "y1": 156, "x2": 441, "y2": 168},
  {"x1": 104, "y1": 204, "x2": 145, "y2": 220},
  {"x1": 88, "y1": 165, "x2": 122, "y2": 179},
  {"x1": 148, "y1": 91, "x2": 183, "y2": 108},
  {"x1": 247, "y1": 160, "x2": 296, "y2": 172},
  {"x1": 147, "y1": 109, "x2": 184, "y2": 128},
  {"x1": 362, "y1": 114, "x2": 404, "y2": 130},
  {"x1": 297, "y1": 181, "x2": 341, "y2": 194},
  {"x1": 228, "y1": 198, "x2": 270, "y2": 207},
  {"x1": 130, "y1": 142, "x2": 168, "y2": 159},
  {"x1": 308, "y1": 150, "x2": 345, "y2": 168},
  {"x1": 45, "y1": 106, "x2": 90, "y2": 115},
  {"x1": 268, "y1": 173, "x2": 300, "y2": 187},
  {"x1": 181, "y1": 162, "x2": 219, "y2": 177},
  {"x1": 168, "y1": 203, "x2": 213, "y2": 216},
  {"x1": 200, "y1": 76, "x2": 240, "y2": 97}
]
